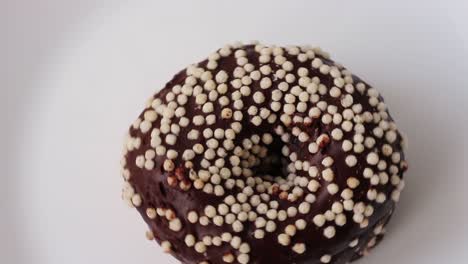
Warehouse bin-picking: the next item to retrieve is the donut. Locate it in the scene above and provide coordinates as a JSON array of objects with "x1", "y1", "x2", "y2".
[{"x1": 120, "y1": 42, "x2": 408, "y2": 264}]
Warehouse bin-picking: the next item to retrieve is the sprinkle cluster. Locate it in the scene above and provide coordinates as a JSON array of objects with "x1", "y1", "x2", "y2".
[{"x1": 121, "y1": 42, "x2": 408, "y2": 264}]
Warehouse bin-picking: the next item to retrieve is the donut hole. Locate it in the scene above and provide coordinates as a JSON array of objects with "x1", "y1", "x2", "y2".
[
  {"x1": 251, "y1": 134, "x2": 287, "y2": 180},
  {"x1": 233, "y1": 124, "x2": 312, "y2": 201},
  {"x1": 237, "y1": 127, "x2": 294, "y2": 187},
  {"x1": 159, "y1": 182, "x2": 167, "y2": 197}
]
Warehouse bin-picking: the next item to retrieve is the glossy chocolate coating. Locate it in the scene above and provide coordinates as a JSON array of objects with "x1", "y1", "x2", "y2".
[{"x1": 122, "y1": 44, "x2": 407, "y2": 264}]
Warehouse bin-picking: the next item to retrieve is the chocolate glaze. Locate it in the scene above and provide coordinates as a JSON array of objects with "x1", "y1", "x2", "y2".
[{"x1": 122, "y1": 44, "x2": 406, "y2": 264}]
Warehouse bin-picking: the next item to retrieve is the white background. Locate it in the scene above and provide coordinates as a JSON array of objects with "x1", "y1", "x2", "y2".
[{"x1": 2, "y1": 1, "x2": 468, "y2": 263}]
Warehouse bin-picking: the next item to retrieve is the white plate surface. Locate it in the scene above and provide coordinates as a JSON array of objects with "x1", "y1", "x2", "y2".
[{"x1": 3, "y1": 1, "x2": 468, "y2": 263}]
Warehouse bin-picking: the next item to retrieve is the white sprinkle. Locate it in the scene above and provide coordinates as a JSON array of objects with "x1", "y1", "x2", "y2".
[
  {"x1": 253, "y1": 92, "x2": 265, "y2": 104},
  {"x1": 194, "y1": 242, "x2": 206, "y2": 253},
  {"x1": 386, "y1": 130, "x2": 397, "y2": 143},
  {"x1": 345, "y1": 155, "x2": 357, "y2": 167},
  {"x1": 232, "y1": 220, "x2": 244, "y2": 232},
  {"x1": 331, "y1": 128, "x2": 343, "y2": 140},
  {"x1": 169, "y1": 218, "x2": 182, "y2": 231},
  {"x1": 161, "y1": 241, "x2": 172, "y2": 252},
  {"x1": 323, "y1": 226, "x2": 336, "y2": 239},
  {"x1": 185, "y1": 234, "x2": 195, "y2": 247},
  {"x1": 260, "y1": 77, "x2": 272, "y2": 89},
  {"x1": 282, "y1": 61, "x2": 294, "y2": 71},
  {"x1": 139, "y1": 120, "x2": 152, "y2": 133},
  {"x1": 223, "y1": 253, "x2": 235, "y2": 263},
  {"x1": 237, "y1": 254, "x2": 249, "y2": 264},
  {"x1": 327, "y1": 183, "x2": 339, "y2": 195},
  {"x1": 320, "y1": 254, "x2": 331, "y2": 263},
  {"x1": 322, "y1": 168, "x2": 334, "y2": 182},
  {"x1": 215, "y1": 70, "x2": 228, "y2": 83},
  {"x1": 298, "y1": 202, "x2": 310, "y2": 214},
  {"x1": 367, "y1": 152, "x2": 379, "y2": 165},
  {"x1": 329, "y1": 87, "x2": 341, "y2": 97},
  {"x1": 163, "y1": 159, "x2": 174, "y2": 171},
  {"x1": 292, "y1": 243, "x2": 306, "y2": 254},
  {"x1": 230, "y1": 236, "x2": 241, "y2": 249},
  {"x1": 278, "y1": 234, "x2": 291, "y2": 246},
  {"x1": 322, "y1": 156, "x2": 334, "y2": 167},
  {"x1": 254, "y1": 229, "x2": 265, "y2": 239},
  {"x1": 313, "y1": 214, "x2": 325, "y2": 227},
  {"x1": 308, "y1": 142, "x2": 319, "y2": 154},
  {"x1": 266, "y1": 221, "x2": 277, "y2": 232}
]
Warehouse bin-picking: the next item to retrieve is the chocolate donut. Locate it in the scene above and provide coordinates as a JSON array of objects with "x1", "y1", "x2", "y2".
[{"x1": 120, "y1": 42, "x2": 408, "y2": 264}]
